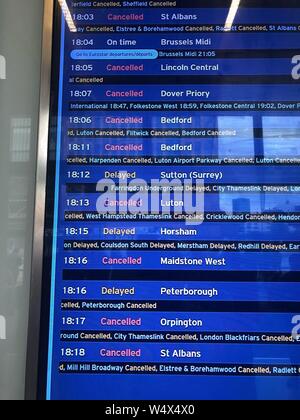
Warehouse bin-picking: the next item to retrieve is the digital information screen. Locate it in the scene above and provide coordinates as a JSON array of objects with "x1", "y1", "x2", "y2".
[{"x1": 37, "y1": 0, "x2": 300, "y2": 400}]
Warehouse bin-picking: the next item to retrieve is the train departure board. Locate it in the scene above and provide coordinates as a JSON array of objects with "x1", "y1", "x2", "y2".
[{"x1": 35, "y1": 0, "x2": 300, "y2": 401}]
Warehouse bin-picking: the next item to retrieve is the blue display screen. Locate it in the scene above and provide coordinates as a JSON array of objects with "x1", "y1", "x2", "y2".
[{"x1": 43, "y1": 0, "x2": 300, "y2": 400}]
